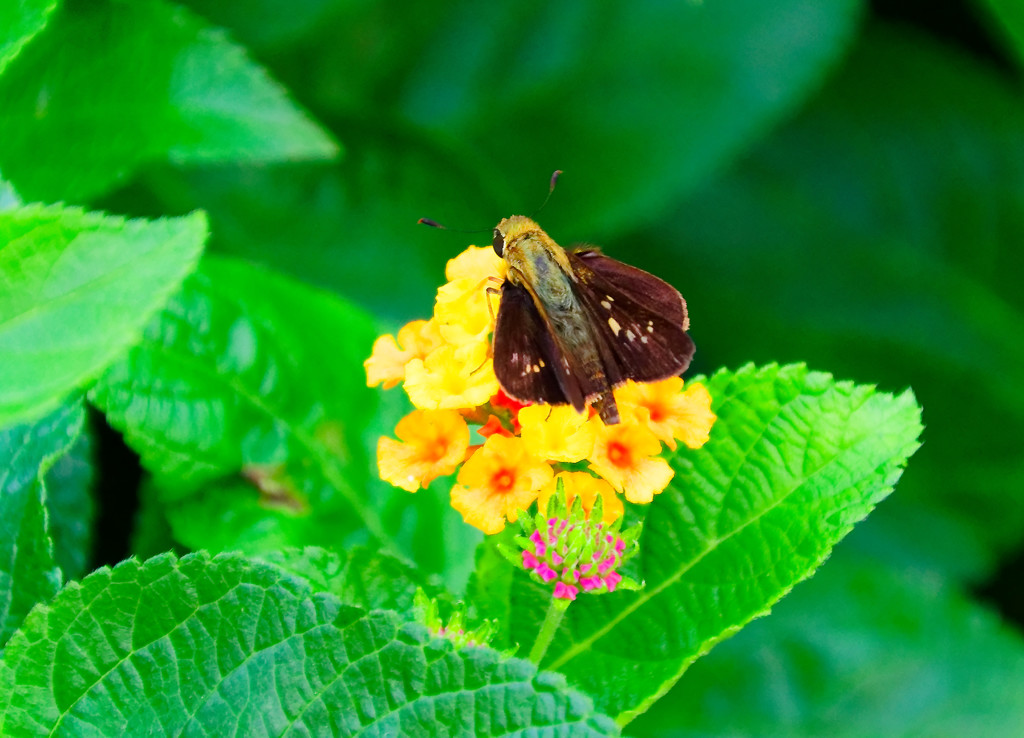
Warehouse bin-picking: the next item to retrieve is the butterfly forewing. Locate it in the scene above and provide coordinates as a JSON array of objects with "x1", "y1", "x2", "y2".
[
  {"x1": 492, "y1": 281, "x2": 586, "y2": 410},
  {"x1": 568, "y1": 250, "x2": 695, "y2": 383}
]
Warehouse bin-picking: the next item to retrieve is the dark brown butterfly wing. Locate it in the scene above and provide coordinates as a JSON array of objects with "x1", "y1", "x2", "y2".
[
  {"x1": 492, "y1": 281, "x2": 586, "y2": 411},
  {"x1": 568, "y1": 249, "x2": 695, "y2": 384}
]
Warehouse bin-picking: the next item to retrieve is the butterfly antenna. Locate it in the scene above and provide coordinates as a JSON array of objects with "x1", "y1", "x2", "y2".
[
  {"x1": 528, "y1": 170, "x2": 562, "y2": 218},
  {"x1": 416, "y1": 218, "x2": 489, "y2": 234}
]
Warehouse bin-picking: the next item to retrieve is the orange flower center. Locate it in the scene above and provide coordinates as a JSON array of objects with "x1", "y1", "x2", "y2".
[
  {"x1": 607, "y1": 441, "x2": 631, "y2": 467},
  {"x1": 424, "y1": 439, "x2": 448, "y2": 462},
  {"x1": 491, "y1": 469, "x2": 515, "y2": 494},
  {"x1": 646, "y1": 402, "x2": 666, "y2": 422}
]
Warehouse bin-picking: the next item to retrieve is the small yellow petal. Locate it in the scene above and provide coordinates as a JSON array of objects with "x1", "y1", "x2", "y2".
[
  {"x1": 364, "y1": 320, "x2": 444, "y2": 389},
  {"x1": 377, "y1": 410, "x2": 470, "y2": 492},
  {"x1": 445, "y1": 244, "x2": 508, "y2": 283},
  {"x1": 364, "y1": 334, "x2": 407, "y2": 389},
  {"x1": 518, "y1": 404, "x2": 598, "y2": 463},
  {"x1": 435, "y1": 277, "x2": 496, "y2": 346},
  {"x1": 404, "y1": 343, "x2": 498, "y2": 410},
  {"x1": 620, "y1": 458, "x2": 674, "y2": 504}
]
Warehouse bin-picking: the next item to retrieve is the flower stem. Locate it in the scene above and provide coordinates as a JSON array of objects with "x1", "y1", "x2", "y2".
[{"x1": 529, "y1": 597, "x2": 571, "y2": 664}]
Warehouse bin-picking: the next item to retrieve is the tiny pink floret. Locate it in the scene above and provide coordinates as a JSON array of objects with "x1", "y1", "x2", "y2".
[
  {"x1": 604, "y1": 572, "x2": 622, "y2": 592},
  {"x1": 553, "y1": 582, "x2": 579, "y2": 600},
  {"x1": 536, "y1": 563, "x2": 558, "y2": 582},
  {"x1": 522, "y1": 551, "x2": 539, "y2": 570}
]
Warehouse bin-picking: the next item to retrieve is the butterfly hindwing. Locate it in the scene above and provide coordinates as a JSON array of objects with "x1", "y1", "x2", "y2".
[
  {"x1": 568, "y1": 249, "x2": 695, "y2": 384},
  {"x1": 492, "y1": 281, "x2": 586, "y2": 410}
]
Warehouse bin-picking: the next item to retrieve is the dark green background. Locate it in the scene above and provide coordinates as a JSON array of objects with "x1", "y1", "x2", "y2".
[{"x1": 5, "y1": 0, "x2": 1023, "y2": 734}]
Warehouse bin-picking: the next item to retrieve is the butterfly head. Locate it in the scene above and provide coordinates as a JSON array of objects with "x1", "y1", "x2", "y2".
[{"x1": 493, "y1": 215, "x2": 543, "y2": 258}]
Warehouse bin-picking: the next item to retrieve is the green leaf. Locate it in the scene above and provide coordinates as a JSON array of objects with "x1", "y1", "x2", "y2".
[
  {"x1": 629, "y1": 551, "x2": 1024, "y2": 737},
  {"x1": 0, "y1": 0, "x2": 338, "y2": 203},
  {"x1": 0, "y1": 205, "x2": 206, "y2": 428},
  {"x1": 400, "y1": 0, "x2": 864, "y2": 237},
  {"x1": 89, "y1": 256, "x2": 385, "y2": 552},
  {"x1": 42, "y1": 415, "x2": 96, "y2": 581},
  {"x1": 257, "y1": 545, "x2": 433, "y2": 613},
  {"x1": 0, "y1": 0, "x2": 55, "y2": 74},
  {"x1": 658, "y1": 24, "x2": 1024, "y2": 581},
  {"x1": 475, "y1": 364, "x2": 923, "y2": 724},
  {"x1": 0, "y1": 401, "x2": 84, "y2": 647},
  {"x1": 0, "y1": 551, "x2": 620, "y2": 736}
]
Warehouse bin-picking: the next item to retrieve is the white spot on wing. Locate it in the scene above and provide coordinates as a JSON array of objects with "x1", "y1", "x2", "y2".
[
  {"x1": 608, "y1": 317, "x2": 621, "y2": 336},
  {"x1": 601, "y1": 300, "x2": 611, "y2": 310},
  {"x1": 626, "y1": 329, "x2": 636, "y2": 341}
]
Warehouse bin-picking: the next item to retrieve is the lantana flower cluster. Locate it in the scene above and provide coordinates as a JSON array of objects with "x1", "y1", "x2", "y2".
[
  {"x1": 502, "y1": 485, "x2": 642, "y2": 601},
  {"x1": 365, "y1": 244, "x2": 716, "y2": 535}
]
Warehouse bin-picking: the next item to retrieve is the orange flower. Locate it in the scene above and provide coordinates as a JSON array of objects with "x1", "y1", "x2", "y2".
[
  {"x1": 518, "y1": 404, "x2": 599, "y2": 462},
  {"x1": 537, "y1": 471, "x2": 623, "y2": 524},
  {"x1": 588, "y1": 423, "x2": 674, "y2": 504},
  {"x1": 364, "y1": 320, "x2": 444, "y2": 389},
  {"x1": 450, "y1": 435, "x2": 554, "y2": 534},
  {"x1": 404, "y1": 342, "x2": 498, "y2": 410},
  {"x1": 616, "y1": 378, "x2": 716, "y2": 450},
  {"x1": 378, "y1": 410, "x2": 470, "y2": 492}
]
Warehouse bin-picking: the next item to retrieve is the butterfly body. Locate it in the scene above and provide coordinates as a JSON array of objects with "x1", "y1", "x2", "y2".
[{"x1": 491, "y1": 216, "x2": 694, "y2": 425}]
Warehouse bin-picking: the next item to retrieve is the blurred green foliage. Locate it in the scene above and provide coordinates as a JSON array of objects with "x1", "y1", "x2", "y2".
[{"x1": 1, "y1": 0, "x2": 1023, "y2": 734}]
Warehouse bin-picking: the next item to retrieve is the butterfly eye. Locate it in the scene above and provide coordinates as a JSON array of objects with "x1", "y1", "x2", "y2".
[{"x1": 492, "y1": 229, "x2": 505, "y2": 257}]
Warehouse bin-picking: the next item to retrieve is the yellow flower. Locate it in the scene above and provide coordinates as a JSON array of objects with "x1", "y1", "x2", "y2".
[
  {"x1": 445, "y1": 244, "x2": 507, "y2": 283},
  {"x1": 434, "y1": 276, "x2": 496, "y2": 347},
  {"x1": 450, "y1": 435, "x2": 554, "y2": 534},
  {"x1": 377, "y1": 410, "x2": 470, "y2": 492},
  {"x1": 518, "y1": 404, "x2": 599, "y2": 462},
  {"x1": 537, "y1": 471, "x2": 623, "y2": 524},
  {"x1": 616, "y1": 378, "x2": 716, "y2": 450},
  {"x1": 588, "y1": 422, "x2": 674, "y2": 504},
  {"x1": 364, "y1": 320, "x2": 444, "y2": 389},
  {"x1": 404, "y1": 342, "x2": 498, "y2": 410}
]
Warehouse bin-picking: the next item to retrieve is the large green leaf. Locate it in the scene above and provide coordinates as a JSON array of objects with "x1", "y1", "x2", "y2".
[
  {"x1": 89, "y1": 256, "x2": 385, "y2": 552},
  {"x1": 0, "y1": 401, "x2": 84, "y2": 647},
  {"x1": 42, "y1": 416, "x2": 95, "y2": 581},
  {"x1": 0, "y1": 0, "x2": 55, "y2": 74},
  {"x1": 0, "y1": 205, "x2": 206, "y2": 427},
  {"x1": 400, "y1": 0, "x2": 864, "y2": 237},
  {"x1": 630, "y1": 551, "x2": 1024, "y2": 737},
  {"x1": 0, "y1": 552, "x2": 619, "y2": 736},
  {"x1": 473, "y1": 364, "x2": 922, "y2": 724},
  {"x1": 653, "y1": 24, "x2": 1024, "y2": 580},
  {"x1": 257, "y1": 545, "x2": 432, "y2": 613},
  {"x1": 0, "y1": 0, "x2": 337, "y2": 203}
]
